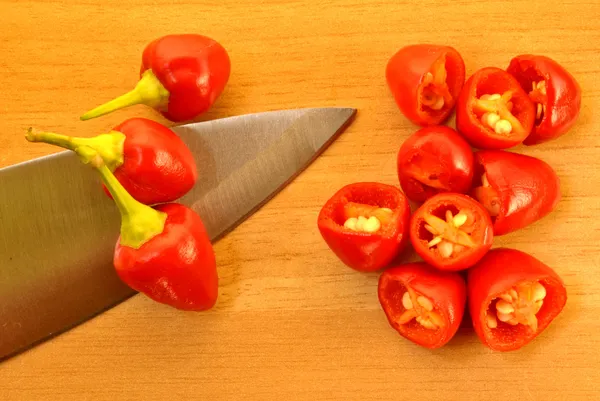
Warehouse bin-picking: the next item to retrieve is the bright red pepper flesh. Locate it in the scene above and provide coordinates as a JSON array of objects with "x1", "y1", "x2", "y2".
[
  {"x1": 456, "y1": 67, "x2": 536, "y2": 149},
  {"x1": 386, "y1": 44, "x2": 465, "y2": 126},
  {"x1": 467, "y1": 248, "x2": 567, "y2": 352},
  {"x1": 81, "y1": 34, "x2": 230, "y2": 122},
  {"x1": 471, "y1": 150, "x2": 561, "y2": 236},
  {"x1": 506, "y1": 54, "x2": 582, "y2": 145},
  {"x1": 318, "y1": 182, "x2": 411, "y2": 272},
  {"x1": 397, "y1": 126, "x2": 474, "y2": 203},
  {"x1": 25, "y1": 118, "x2": 198, "y2": 205},
  {"x1": 378, "y1": 262, "x2": 467, "y2": 349},
  {"x1": 409, "y1": 193, "x2": 493, "y2": 271}
]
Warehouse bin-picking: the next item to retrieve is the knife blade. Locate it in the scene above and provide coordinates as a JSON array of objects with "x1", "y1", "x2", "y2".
[{"x1": 0, "y1": 107, "x2": 356, "y2": 361}]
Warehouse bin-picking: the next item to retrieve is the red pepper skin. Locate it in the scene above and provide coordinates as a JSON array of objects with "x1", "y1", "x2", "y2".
[
  {"x1": 507, "y1": 55, "x2": 582, "y2": 145},
  {"x1": 114, "y1": 203, "x2": 218, "y2": 311},
  {"x1": 397, "y1": 126, "x2": 474, "y2": 203},
  {"x1": 473, "y1": 150, "x2": 560, "y2": 236},
  {"x1": 378, "y1": 262, "x2": 466, "y2": 349},
  {"x1": 410, "y1": 193, "x2": 493, "y2": 271},
  {"x1": 467, "y1": 248, "x2": 567, "y2": 352},
  {"x1": 456, "y1": 67, "x2": 536, "y2": 149},
  {"x1": 106, "y1": 118, "x2": 198, "y2": 205},
  {"x1": 141, "y1": 34, "x2": 231, "y2": 122},
  {"x1": 386, "y1": 44, "x2": 465, "y2": 126},
  {"x1": 317, "y1": 182, "x2": 411, "y2": 272}
]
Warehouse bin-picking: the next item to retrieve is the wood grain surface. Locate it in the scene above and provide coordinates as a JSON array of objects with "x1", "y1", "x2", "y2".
[{"x1": 1, "y1": 0, "x2": 599, "y2": 399}]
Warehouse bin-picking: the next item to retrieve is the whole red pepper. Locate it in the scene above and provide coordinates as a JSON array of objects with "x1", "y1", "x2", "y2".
[
  {"x1": 456, "y1": 67, "x2": 536, "y2": 149},
  {"x1": 25, "y1": 118, "x2": 197, "y2": 205},
  {"x1": 471, "y1": 150, "x2": 560, "y2": 236},
  {"x1": 378, "y1": 262, "x2": 466, "y2": 349},
  {"x1": 80, "y1": 34, "x2": 231, "y2": 122},
  {"x1": 397, "y1": 126, "x2": 474, "y2": 203},
  {"x1": 409, "y1": 193, "x2": 493, "y2": 271},
  {"x1": 506, "y1": 54, "x2": 582, "y2": 145},
  {"x1": 467, "y1": 248, "x2": 567, "y2": 352},
  {"x1": 74, "y1": 145, "x2": 218, "y2": 311},
  {"x1": 317, "y1": 182, "x2": 411, "y2": 272},
  {"x1": 386, "y1": 44, "x2": 465, "y2": 126}
]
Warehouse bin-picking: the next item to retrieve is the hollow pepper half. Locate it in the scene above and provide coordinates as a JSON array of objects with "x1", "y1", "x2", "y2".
[
  {"x1": 397, "y1": 125, "x2": 474, "y2": 203},
  {"x1": 26, "y1": 118, "x2": 198, "y2": 205},
  {"x1": 471, "y1": 150, "x2": 561, "y2": 236},
  {"x1": 317, "y1": 182, "x2": 411, "y2": 272},
  {"x1": 81, "y1": 34, "x2": 231, "y2": 122},
  {"x1": 456, "y1": 67, "x2": 536, "y2": 149},
  {"x1": 468, "y1": 248, "x2": 567, "y2": 352},
  {"x1": 378, "y1": 262, "x2": 467, "y2": 349},
  {"x1": 507, "y1": 54, "x2": 582, "y2": 145},
  {"x1": 71, "y1": 145, "x2": 218, "y2": 311},
  {"x1": 409, "y1": 193, "x2": 493, "y2": 272},
  {"x1": 386, "y1": 44, "x2": 465, "y2": 126}
]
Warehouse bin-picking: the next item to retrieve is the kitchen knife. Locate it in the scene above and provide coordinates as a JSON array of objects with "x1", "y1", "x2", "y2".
[{"x1": 0, "y1": 107, "x2": 356, "y2": 361}]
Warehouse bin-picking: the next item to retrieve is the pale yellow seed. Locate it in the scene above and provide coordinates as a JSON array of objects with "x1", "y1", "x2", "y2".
[
  {"x1": 453, "y1": 212, "x2": 468, "y2": 227},
  {"x1": 532, "y1": 282, "x2": 547, "y2": 301},
  {"x1": 509, "y1": 289, "x2": 518, "y2": 300},
  {"x1": 438, "y1": 240, "x2": 454, "y2": 258},
  {"x1": 497, "y1": 312, "x2": 514, "y2": 322},
  {"x1": 344, "y1": 217, "x2": 358, "y2": 231},
  {"x1": 487, "y1": 313, "x2": 498, "y2": 329},
  {"x1": 482, "y1": 173, "x2": 491, "y2": 187},
  {"x1": 482, "y1": 112, "x2": 501, "y2": 128},
  {"x1": 416, "y1": 316, "x2": 437, "y2": 330},
  {"x1": 417, "y1": 296, "x2": 434, "y2": 312},
  {"x1": 429, "y1": 312, "x2": 444, "y2": 327},
  {"x1": 379, "y1": 208, "x2": 393, "y2": 213},
  {"x1": 488, "y1": 93, "x2": 502, "y2": 100},
  {"x1": 534, "y1": 300, "x2": 544, "y2": 314},
  {"x1": 362, "y1": 216, "x2": 381, "y2": 233},
  {"x1": 494, "y1": 119, "x2": 513, "y2": 135},
  {"x1": 402, "y1": 292, "x2": 413, "y2": 310},
  {"x1": 428, "y1": 236, "x2": 443, "y2": 247},
  {"x1": 507, "y1": 318, "x2": 519, "y2": 326},
  {"x1": 430, "y1": 96, "x2": 445, "y2": 110},
  {"x1": 496, "y1": 299, "x2": 515, "y2": 314},
  {"x1": 424, "y1": 72, "x2": 434, "y2": 84},
  {"x1": 499, "y1": 293, "x2": 513, "y2": 303},
  {"x1": 480, "y1": 94, "x2": 491, "y2": 100},
  {"x1": 536, "y1": 103, "x2": 543, "y2": 119},
  {"x1": 356, "y1": 216, "x2": 368, "y2": 231},
  {"x1": 538, "y1": 81, "x2": 547, "y2": 95}
]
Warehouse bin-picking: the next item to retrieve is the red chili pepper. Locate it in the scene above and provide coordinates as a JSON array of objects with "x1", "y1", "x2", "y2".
[
  {"x1": 80, "y1": 34, "x2": 231, "y2": 122},
  {"x1": 467, "y1": 248, "x2": 567, "y2": 352},
  {"x1": 73, "y1": 145, "x2": 218, "y2": 311},
  {"x1": 506, "y1": 54, "x2": 582, "y2": 145},
  {"x1": 456, "y1": 67, "x2": 536, "y2": 149},
  {"x1": 471, "y1": 150, "x2": 560, "y2": 236},
  {"x1": 317, "y1": 182, "x2": 411, "y2": 272},
  {"x1": 409, "y1": 193, "x2": 493, "y2": 271},
  {"x1": 25, "y1": 118, "x2": 197, "y2": 205},
  {"x1": 386, "y1": 44, "x2": 465, "y2": 126},
  {"x1": 378, "y1": 262, "x2": 466, "y2": 349},
  {"x1": 397, "y1": 126, "x2": 474, "y2": 203}
]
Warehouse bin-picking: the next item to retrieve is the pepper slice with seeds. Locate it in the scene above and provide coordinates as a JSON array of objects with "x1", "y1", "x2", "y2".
[
  {"x1": 471, "y1": 150, "x2": 561, "y2": 236},
  {"x1": 467, "y1": 248, "x2": 567, "y2": 352},
  {"x1": 409, "y1": 193, "x2": 493, "y2": 271},
  {"x1": 455, "y1": 67, "x2": 535, "y2": 149},
  {"x1": 378, "y1": 262, "x2": 467, "y2": 349},
  {"x1": 318, "y1": 182, "x2": 411, "y2": 272}
]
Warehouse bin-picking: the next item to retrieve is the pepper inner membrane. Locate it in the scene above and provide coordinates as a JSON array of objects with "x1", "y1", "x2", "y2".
[
  {"x1": 509, "y1": 65, "x2": 547, "y2": 125},
  {"x1": 472, "y1": 91, "x2": 524, "y2": 136},
  {"x1": 486, "y1": 280, "x2": 547, "y2": 333},
  {"x1": 472, "y1": 171, "x2": 500, "y2": 221},
  {"x1": 419, "y1": 204, "x2": 476, "y2": 259},
  {"x1": 420, "y1": 55, "x2": 453, "y2": 113}
]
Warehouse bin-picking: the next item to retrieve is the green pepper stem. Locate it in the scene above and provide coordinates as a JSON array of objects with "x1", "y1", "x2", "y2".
[
  {"x1": 74, "y1": 145, "x2": 167, "y2": 249},
  {"x1": 25, "y1": 128, "x2": 126, "y2": 171},
  {"x1": 80, "y1": 69, "x2": 170, "y2": 121}
]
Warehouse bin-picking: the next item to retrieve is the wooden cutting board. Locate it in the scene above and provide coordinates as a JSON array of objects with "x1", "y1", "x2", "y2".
[{"x1": 1, "y1": 0, "x2": 599, "y2": 399}]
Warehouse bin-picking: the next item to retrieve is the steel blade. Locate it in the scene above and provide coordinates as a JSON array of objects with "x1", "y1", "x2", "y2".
[{"x1": 0, "y1": 107, "x2": 356, "y2": 361}]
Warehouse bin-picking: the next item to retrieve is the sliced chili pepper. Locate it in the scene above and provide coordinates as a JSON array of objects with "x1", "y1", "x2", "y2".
[
  {"x1": 471, "y1": 150, "x2": 560, "y2": 236},
  {"x1": 317, "y1": 182, "x2": 411, "y2": 272},
  {"x1": 378, "y1": 262, "x2": 466, "y2": 349},
  {"x1": 26, "y1": 118, "x2": 197, "y2": 205},
  {"x1": 468, "y1": 248, "x2": 567, "y2": 352},
  {"x1": 456, "y1": 67, "x2": 536, "y2": 149},
  {"x1": 81, "y1": 34, "x2": 231, "y2": 122},
  {"x1": 386, "y1": 44, "x2": 465, "y2": 126},
  {"x1": 397, "y1": 126, "x2": 474, "y2": 203},
  {"x1": 72, "y1": 145, "x2": 218, "y2": 311},
  {"x1": 409, "y1": 193, "x2": 493, "y2": 271},
  {"x1": 506, "y1": 54, "x2": 582, "y2": 145}
]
